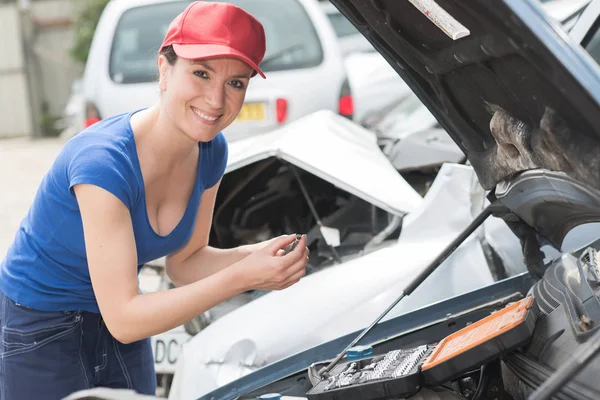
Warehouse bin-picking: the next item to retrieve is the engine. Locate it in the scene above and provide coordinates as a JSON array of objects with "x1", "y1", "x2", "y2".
[
  {"x1": 263, "y1": 241, "x2": 600, "y2": 400},
  {"x1": 181, "y1": 157, "x2": 401, "y2": 335},
  {"x1": 210, "y1": 157, "x2": 399, "y2": 272}
]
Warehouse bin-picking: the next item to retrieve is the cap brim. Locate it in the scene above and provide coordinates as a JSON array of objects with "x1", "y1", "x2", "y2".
[{"x1": 172, "y1": 43, "x2": 266, "y2": 79}]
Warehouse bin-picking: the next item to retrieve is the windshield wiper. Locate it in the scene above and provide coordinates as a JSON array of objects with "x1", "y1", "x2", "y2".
[{"x1": 316, "y1": 201, "x2": 507, "y2": 378}]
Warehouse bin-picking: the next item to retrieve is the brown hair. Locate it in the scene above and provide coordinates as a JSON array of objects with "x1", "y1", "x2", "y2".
[{"x1": 159, "y1": 45, "x2": 178, "y2": 65}]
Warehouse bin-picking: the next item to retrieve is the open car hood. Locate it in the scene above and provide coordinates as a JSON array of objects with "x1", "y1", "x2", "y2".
[
  {"x1": 225, "y1": 110, "x2": 423, "y2": 216},
  {"x1": 329, "y1": 0, "x2": 600, "y2": 248}
]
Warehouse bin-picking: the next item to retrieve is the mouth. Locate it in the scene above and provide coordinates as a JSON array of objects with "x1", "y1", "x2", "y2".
[{"x1": 191, "y1": 106, "x2": 221, "y2": 125}]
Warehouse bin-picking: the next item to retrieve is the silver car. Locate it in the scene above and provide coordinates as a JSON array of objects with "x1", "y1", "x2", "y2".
[{"x1": 82, "y1": 0, "x2": 352, "y2": 142}]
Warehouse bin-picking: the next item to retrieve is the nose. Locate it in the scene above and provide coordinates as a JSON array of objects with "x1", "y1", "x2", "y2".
[{"x1": 203, "y1": 82, "x2": 225, "y2": 110}]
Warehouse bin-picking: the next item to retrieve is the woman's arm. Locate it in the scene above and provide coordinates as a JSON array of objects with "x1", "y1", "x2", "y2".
[
  {"x1": 165, "y1": 179, "x2": 265, "y2": 286},
  {"x1": 74, "y1": 183, "x2": 306, "y2": 344}
]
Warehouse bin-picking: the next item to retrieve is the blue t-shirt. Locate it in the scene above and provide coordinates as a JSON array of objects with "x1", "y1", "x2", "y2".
[{"x1": 0, "y1": 110, "x2": 228, "y2": 313}]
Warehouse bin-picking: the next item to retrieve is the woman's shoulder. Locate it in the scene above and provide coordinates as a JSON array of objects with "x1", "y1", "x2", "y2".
[
  {"x1": 62, "y1": 112, "x2": 138, "y2": 165},
  {"x1": 56, "y1": 112, "x2": 142, "y2": 207}
]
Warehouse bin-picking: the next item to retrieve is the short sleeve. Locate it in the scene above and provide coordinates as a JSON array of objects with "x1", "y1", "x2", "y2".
[
  {"x1": 67, "y1": 144, "x2": 136, "y2": 209},
  {"x1": 203, "y1": 132, "x2": 229, "y2": 189}
]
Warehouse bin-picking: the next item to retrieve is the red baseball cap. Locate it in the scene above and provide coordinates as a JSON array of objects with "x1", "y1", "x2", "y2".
[{"x1": 159, "y1": 1, "x2": 267, "y2": 79}]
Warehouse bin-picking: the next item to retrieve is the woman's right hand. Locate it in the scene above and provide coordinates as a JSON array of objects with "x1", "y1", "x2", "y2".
[{"x1": 234, "y1": 234, "x2": 309, "y2": 291}]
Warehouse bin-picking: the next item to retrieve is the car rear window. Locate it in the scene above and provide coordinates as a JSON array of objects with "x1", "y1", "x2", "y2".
[{"x1": 109, "y1": 0, "x2": 324, "y2": 84}]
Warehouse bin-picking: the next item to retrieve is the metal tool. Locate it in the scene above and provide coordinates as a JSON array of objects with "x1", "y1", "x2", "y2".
[{"x1": 284, "y1": 234, "x2": 302, "y2": 255}]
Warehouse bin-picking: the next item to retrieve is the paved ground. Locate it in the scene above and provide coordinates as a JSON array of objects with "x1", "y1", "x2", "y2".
[{"x1": 0, "y1": 137, "x2": 65, "y2": 258}]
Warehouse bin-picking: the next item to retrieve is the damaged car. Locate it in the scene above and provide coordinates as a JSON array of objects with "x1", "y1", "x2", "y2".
[
  {"x1": 64, "y1": 0, "x2": 600, "y2": 399},
  {"x1": 177, "y1": 0, "x2": 600, "y2": 399},
  {"x1": 167, "y1": 159, "x2": 527, "y2": 400},
  {"x1": 360, "y1": 92, "x2": 466, "y2": 173},
  {"x1": 142, "y1": 109, "x2": 423, "y2": 393}
]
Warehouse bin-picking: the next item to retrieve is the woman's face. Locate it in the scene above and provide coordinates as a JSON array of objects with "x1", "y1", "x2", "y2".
[{"x1": 158, "y1": 55, "x2": 253, "y2": 142}]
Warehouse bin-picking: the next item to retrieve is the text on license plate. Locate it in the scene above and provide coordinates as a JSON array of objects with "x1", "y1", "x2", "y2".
[
  {"x1": 152, "y1": 330, "x2": 191, "y2": 374},
  {"x1": 236, "y1": 102, "x2": 265, "y2": 121}
]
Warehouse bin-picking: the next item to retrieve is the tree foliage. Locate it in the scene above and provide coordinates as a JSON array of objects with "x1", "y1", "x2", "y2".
[{"x1": 70, "y1": 0, "x2": 110, "y2": 64}]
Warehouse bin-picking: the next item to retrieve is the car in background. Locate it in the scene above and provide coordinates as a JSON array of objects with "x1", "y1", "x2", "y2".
[
  {"x1": 540, "y1": 0, "x2": 590, "y2": 23},
  {"x1": 361, "y1": 93, "x2": 465, "y2": 173},
  {"x1": 56, "y1": 78, "x2": 85, "y2": 140},
  {"x1": 83, "y1": 0, "x2": 353, "y2": 142},
  {"x1": 317, "y1": 1, "x2": 414, "y2": 123},
  {"x1": 318, "y1": 0, "x2": 374, "y2": 55}
]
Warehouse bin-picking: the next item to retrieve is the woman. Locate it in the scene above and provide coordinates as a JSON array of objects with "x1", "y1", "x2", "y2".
[{"x1": 0, "y1": 2, "x2": 309, "y2": 398}]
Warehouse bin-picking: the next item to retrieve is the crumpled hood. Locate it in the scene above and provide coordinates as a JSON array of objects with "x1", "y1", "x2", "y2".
[{"x1": 226, "y1": 109, "x2": 423, "y2": 215}]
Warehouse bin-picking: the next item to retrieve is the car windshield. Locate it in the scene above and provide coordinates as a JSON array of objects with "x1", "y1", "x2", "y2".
[{"x1": 109, "y1": 0, "x2": 324, "y2": 84}]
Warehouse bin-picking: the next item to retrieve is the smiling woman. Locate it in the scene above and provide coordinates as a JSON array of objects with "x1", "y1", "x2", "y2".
[
  {"x1": 0, "y1": 2, "x2": 310, "y2": 399},
  {"x1": 155, "y1": 46, "x2": 253, "y2": 142}
]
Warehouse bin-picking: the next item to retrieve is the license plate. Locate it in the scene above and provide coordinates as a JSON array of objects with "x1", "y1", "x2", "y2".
[
  {"x1": 151, "y1": 329, "x2": 191, "y2": 374},
  {"x1": 236, "y1": 102, "x2": 266, "y2": 121}
]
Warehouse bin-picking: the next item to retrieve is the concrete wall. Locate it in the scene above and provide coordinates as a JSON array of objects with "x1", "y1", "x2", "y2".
[
  {"x1": 0, "y1": 0, "x2": 85, "y2": 138},
  {"x1": 0, "y1": 4, "x2": 34, "y2": 138},
  {"x1": 30, "y1": 0, "x2": 84, "y2": 117}
]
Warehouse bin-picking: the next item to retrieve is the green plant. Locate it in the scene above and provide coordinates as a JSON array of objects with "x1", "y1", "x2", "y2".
[
  {"x1": 40, "y1": 101, "x2": 60, "y2": 137},
  {"x1": 70, "y1": 0, "x2": 110, "y2": 64}
]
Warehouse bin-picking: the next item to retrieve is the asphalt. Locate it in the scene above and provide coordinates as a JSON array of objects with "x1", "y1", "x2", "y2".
[{"x1": 0, "y1": 137, "x2": 64, "y2": 258}]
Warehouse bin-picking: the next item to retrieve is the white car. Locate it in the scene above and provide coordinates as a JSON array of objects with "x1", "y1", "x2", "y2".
[
  {"x1": 319, "y1": 0, "x2": 375, "y2": 56},
  {"x1": 167, "y1": 159, "x2": 527, "y2": 400},
  {"x1": 342, "y1": 52, "x2": 413, "y2": 124},
  {"x1": 540, "y1": 0, "x2": 590, "y2": 24},
  {"x1": 82, "y1": 0, "x2": 352, "y2": 142},
  {"x1": 141, "y1": 109, "x2": 423, "y2": 395},
  {"x1": 318, "y1": 0, "x2": 414, "y2": 123},
  {"x1": 362, "y1": 93, "x2": 465, "y2": 172}
]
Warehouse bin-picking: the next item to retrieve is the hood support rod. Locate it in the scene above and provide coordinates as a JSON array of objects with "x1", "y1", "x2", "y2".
[
  {"x1": 318, "y1": 201, "x2": 504, "y2": 378},
  {"x1": 289, "y1": 164, "x2": 342, "y2": 264}
]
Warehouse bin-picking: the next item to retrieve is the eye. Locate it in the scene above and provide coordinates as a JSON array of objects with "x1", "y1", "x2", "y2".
[
  {"x1": 229, "y1": 79, "x2": 246, "y2": 89},
  {"x1": 193, "y1": 70, "x2": 209, "y2": 79}
]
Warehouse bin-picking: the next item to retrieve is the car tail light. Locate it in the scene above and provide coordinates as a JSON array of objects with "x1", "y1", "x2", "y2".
[
  {"x1": 85, "y1": 118, "x2": 101, "y2": 128},
  {"x1": 276, "y1": 98, "x2": 288, "y2": 124},
  {"x1": 338, "y1": 78, "x2": 354, "y2": 119},
  {"x1": 85, "y1": 102, "x2": 102, "y2": 128}
]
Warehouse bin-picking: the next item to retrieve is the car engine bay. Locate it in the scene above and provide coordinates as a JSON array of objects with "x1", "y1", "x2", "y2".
[
  {"x1": 209, "y1": 157, "x2": 400, "y2": 273},
  {"x1": 180, "y1": 157, "x2": 403, "y2": 335},
  {"x1": 228, "y1": 157, "x2": 600, "y2": 400},
  {"x1": 236, "y1": 237, "x2": 600, "y2": 400}
]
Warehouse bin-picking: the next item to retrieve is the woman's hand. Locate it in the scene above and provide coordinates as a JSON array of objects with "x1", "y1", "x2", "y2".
[
  {"x1": 241, "y1": 235, "x2": 291, "y2": 254},
  {"x1": 234, "y1": 234, "x2": 310, "y2": 291}
]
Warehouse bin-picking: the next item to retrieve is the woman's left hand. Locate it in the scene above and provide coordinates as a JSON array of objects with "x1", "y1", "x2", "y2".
[{"x1": 243, "y1": 234, "x2": 305, "y2": 257}]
